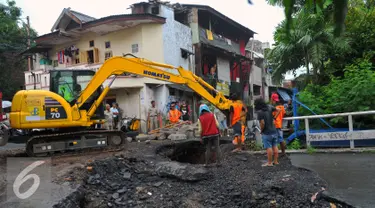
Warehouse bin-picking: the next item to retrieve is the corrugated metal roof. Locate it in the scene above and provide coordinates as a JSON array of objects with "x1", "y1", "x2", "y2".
[
  {"x1": 70, "y1": 10, "x2": 96, "y2": 23},
  {"x1": 277, "y1": 89, "x2": 292, "y2": 101},
  {"x1": 181, "y1": 4, "x2": 256, "y2": 36}
]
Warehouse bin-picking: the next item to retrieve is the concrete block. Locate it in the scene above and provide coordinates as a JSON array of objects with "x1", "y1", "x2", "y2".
[{"x1": 168, "y1": 134, "x2": 187, "y2": 141}]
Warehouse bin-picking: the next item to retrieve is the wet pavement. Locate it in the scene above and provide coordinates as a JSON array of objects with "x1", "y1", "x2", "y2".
[{"x1": 290, "y1": 153, "x2": 375, "y2": 208}]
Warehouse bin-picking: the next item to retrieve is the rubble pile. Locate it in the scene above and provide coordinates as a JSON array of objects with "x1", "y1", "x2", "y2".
[
  {"x1": 53, "y1": 148, "x2": 352, "y2": 208},
  {"x1": 136, "y1": 121, "x2": 198, "y2": 142}
]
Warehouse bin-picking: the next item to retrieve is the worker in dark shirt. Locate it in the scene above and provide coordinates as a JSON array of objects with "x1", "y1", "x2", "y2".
[{"x1": 255, "y1": 98, "x2": 280, "y2": 167}]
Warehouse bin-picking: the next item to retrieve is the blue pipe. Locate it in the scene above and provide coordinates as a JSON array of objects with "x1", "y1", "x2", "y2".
[
  {"x1": 294, "y1": 99, "x2": 334, "y2": 129},
  {"x1": 291, "y1": 87, "x2": 333, "y2": 132}
]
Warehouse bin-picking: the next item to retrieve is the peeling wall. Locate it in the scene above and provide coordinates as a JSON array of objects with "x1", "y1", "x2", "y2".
[
  {"x1": 160, "y1": 5, "x2": 193, "y2": 73},
  {"x1": 217, "y1": 57, "x2": 230, "y2": 83},
  {"x1": 154, "y1": 85, "x2": 169, "y2": 117},
  {"x1": 251, "y1": 65, "x2": 263, "y2": 86},
  {"x1": 111, "y1": 88, "x2": 141, "y2": 119}
]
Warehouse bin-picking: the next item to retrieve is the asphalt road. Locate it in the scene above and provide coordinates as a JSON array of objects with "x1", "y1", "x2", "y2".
[
  {"x1": 290, "y1": 153, "x2": 375, "y2": 208},
  {"x1": 0, "y1": 143, "x2": 24, "y2": 150}
]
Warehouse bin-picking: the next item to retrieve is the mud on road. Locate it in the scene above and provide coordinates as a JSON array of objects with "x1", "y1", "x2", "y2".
[
  {"x1": 0, "y1": 140, "x2": 355, "y2": 208},
  {"x1": 43, "y1": 141, "x2": 353, "y2": 208}
]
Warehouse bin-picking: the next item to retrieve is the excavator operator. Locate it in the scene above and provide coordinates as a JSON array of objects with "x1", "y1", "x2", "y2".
[
  {"x1": 59, "y1": 83, "x2": 73, "y2": 102},
  {"x1": 229, "y1": 93, "x2": 247, "y2": 152}
]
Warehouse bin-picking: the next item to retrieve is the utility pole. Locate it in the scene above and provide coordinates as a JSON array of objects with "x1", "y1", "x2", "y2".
[{"x1": 26, "y1": 16, "x2": 31, "y2": 72}]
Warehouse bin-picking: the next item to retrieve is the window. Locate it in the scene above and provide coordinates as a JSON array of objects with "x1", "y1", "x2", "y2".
[
  {"x1": 87, "y1": 50, "x2": 94, "y2": 64},
  {"x1": 89, "y1": 40, "x2": 94, "y2": 47},
  {"x1": 80, "y1": 48, "x2": 99, "y2": 64},
  {"x1": 169, "y1": 88, "x2": 175, "y2": 96},
  {"x1": 105, "y1": 51, "x2": 113, "y2": 60},
  {"x1": 44, "y1": 77, "x2": 47, "y2": 86},
  {"x1": 105, "y1": 41, "x2": 111, "y2": 49},
  {"x1": 253, "y1": 85, "x2": 261, "y2": 96},
  {"x1": 131, "y1": 44, "x2": 139, "y2": 53}
]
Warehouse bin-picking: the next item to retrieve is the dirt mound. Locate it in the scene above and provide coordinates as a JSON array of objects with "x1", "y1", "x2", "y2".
[{"x1": 53, "y1": 148, "x2": 353, "y2": 208}]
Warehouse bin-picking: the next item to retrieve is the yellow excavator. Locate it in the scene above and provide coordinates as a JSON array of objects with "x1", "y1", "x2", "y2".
[{"x1": 0, "y1": 54, "x2": 233, "y2": 156}]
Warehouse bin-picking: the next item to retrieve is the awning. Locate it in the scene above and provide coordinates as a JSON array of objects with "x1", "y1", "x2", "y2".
[
  {"x1": 20, "y1": 45, "x2": 52, "y2": 55},
  {"x1": 277, "y1": 89, "x2": 291, "y2": 101},
  {"x1": 167, "y1": 84, "x2": 193, "y2": 93}
]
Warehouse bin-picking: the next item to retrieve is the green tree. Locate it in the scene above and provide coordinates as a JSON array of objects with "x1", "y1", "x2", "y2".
[
  {"x1": 267, "y1": 1, "x2": 351, "y2": 83},
  {"x1": 0, "y1": 0, "x2": 37, "y2": 99},
  {"x1": 298, "y1": 58, "x2": 375, "y2": 128},
  {"x1": 264, "y1": 0, "x2": 348, "y2": 37},
  {"x1": 325, "y1": 0, "x2": 375, "y2": 76}
]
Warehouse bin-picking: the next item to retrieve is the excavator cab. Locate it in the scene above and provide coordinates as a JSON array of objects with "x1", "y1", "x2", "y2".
[{"x1": 49, "y1": 69, "x2": 105, "y2": 120}]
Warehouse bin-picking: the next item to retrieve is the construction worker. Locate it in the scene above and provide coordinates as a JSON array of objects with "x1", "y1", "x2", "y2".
[
  {"x1": 229, "y1": 93, "x2": 247, "y2": 152},
  {"x1": 168, "y1": 102, "x2": 181, "y2": 124},
  {"x1": 255, "y1": 98, "x2": 280, "y2": 167},
  {"x1": 148, "y1": 100, "x2": 159, "y2": 131},
  {"x1": 104, "y1": 104, "x2": 113, "y2": 130},
  {"x1": 197, "y1": 104, "x2": 221, "y2": 166},
  {"x1": 271, "y1": 93, "x2": 286, "y2": 156}
]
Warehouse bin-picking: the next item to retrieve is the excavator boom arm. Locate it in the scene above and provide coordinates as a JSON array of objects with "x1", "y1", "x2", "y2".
[{"x1": 77, "y1": 56, "x2": 233, "y2": 116}]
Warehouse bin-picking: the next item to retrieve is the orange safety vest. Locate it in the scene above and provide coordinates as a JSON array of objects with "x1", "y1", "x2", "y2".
[
  {"x1": 273, "y1": 105, "x2": 285, "y2": 129},
  {"x1": 231, "y1": 101, "x2": 243, "y2": 126},
  {"x1": 169, "y1": 109, "x2": 181, "y2": 123}
]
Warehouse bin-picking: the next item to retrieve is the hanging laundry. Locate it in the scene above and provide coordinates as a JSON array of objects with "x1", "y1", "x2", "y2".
[
  {"x1": 59, "y1": 51, "x2": 65, "y2": 64},
  {"x1": 226, "y1": 38, "x2": 232, "y2": 45},
  {"x1": 206, "y1": 29, "x2": 213, "y2": 41},
  {"x1": 64, "y1": 48, "x2": 73, "y2": 57},
  {"x1": 71, "y1": 45, "x2": 77, "y2": 51},
  {"x1": 58, "y1": 51, "x2": 64, "y2": 64}
]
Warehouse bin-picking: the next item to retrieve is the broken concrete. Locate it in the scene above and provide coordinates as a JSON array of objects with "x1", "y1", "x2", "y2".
[
  {"x1": 168, "y1": 133, "x2": 187, "y2": 141},
  {"x1": 136, "y1": 134, "x2": 150, "y2": 141},
  {"x1": 156, "y1": 133, "x2": 167, "y2": 140},
  {"x1": 155, "y1": 161, "x2": 209, "y2": 181},
  {"x1": 148, "y1": 122, "x2": 198, "y2": 141},
  {"x1": 50, "y1": 142, "x2": 354, "y2": 208}
]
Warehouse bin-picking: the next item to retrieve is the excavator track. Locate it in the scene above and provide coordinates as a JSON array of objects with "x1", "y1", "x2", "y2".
[{"x1": 25, "y1": 130, "x2": 127, "y2": 157}]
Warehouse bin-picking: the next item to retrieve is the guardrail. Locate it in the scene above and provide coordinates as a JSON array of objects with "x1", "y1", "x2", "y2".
[{"x1": 283, "y1": 110, "x2": 375, "y2": 148}]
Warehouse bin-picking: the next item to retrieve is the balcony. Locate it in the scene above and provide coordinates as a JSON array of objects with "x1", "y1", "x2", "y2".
[{"x1": 199, "y1": 27, "x2": 241, "y2": 55}]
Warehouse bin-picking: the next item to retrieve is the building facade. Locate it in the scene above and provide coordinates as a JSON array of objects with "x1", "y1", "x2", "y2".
[
  {"x1": 23, "y1": 1, "x2": 259, "y2": 130},
  {"x1": 23, "y1": 4, "x2": 193, "y2": 132}
]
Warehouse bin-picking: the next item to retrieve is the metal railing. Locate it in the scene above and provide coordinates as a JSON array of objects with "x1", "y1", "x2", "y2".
[{"x1": 283, "y1": 110, "x2": 375, "y2": 148}]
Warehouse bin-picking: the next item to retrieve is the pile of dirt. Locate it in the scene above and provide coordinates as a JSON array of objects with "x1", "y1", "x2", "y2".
[{"x1": 53, "y1": 145, "x2": 353, "y2": 208}]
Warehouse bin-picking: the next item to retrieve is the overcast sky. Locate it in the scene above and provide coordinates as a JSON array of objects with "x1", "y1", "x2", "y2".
[
  {"x1": 3, "y1": 0, "x2": 301, "y2": 79},
  {"x1": 4, "y1": 0, "x2": 285, "y2": 43}
]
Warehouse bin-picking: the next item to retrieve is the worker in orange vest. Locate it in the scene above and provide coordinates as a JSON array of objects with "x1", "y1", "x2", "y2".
[
  {"x1": 168, "y1": 102, "x2": 181, "y2": 124},
  {"x1": 271, "y1": 93, "x2": 286, "y2": 156},
  {"x1": 229, "y1": 93, "x2": 247, "y2": 152}
]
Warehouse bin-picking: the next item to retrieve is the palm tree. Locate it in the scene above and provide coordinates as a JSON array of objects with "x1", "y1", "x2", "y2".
[
  {"x1": 267, "y1": 6, "x2": 350, "y2": 83},
  {"x1": 264, "y1": 0, "x2": 348, "y2": 36}
]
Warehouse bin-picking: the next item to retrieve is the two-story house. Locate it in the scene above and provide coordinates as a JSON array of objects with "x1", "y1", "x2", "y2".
[
  {"x1": 22, "y1": 3, "x2": 194, "y2": 132},
  {"x1": 172, "y1": 4, "x2": 255, "y2": 101}
]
